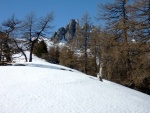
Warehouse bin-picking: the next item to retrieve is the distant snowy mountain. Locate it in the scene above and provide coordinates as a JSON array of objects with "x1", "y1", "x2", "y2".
[
  {"x1": 0, "y1": 51, "x2": 150, "y2": 113},
  {"x1": 38, "y1": 36, "x2": 54, "y2": 48},
  {"x1": 38, "y1": 36, "x2": 66, "y2": 49}
]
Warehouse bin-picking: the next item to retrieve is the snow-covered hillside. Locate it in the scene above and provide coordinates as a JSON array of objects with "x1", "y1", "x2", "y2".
[{"x1": 0, "y1": 52, "x2": 150, "y2": 113}]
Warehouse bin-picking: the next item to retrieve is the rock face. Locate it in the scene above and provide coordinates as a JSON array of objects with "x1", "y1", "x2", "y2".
[
  {"x1": 51, "y1": 19, "x2": 78, "y2": 42},
  {"x1": 65, "y1": 19, "x2": 77, "y2": 41},
  {"x1": 56, "y1": 27, "x2": 66, "y2": 41}
]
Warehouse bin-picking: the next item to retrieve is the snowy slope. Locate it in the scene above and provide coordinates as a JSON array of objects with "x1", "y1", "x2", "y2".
[{"x1": 0, "y1": 52, "x2": 150, "y2": 113}]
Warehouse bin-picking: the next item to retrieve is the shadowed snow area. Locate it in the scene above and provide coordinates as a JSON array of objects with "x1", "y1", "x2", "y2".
[
  {"x1": 0, "y1": 52, "x2": 150, "y2": 113},
  {"x1": 13, "y1": 63, "x2": 76, "y2": 72},
  {"x1": 12, "y1": 51, "x2": 80, "y2": 73}
]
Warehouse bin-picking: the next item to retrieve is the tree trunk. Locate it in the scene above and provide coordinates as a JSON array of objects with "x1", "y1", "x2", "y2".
[
  {"x1": 13, "y1": 40, "x2": 27, "y2": 62},
  {"x1": 84, "y1": 36, "x2": 87, "y2": 74},
  {"x1": 22, "y1": 51, "x2": 28, "y2": 62},
  {"x1": 29, "y1": 42, "x2": 34, "y2": 62},
  {"x1": 97, "y1": 63, "x2": 103, "y2": 81}
]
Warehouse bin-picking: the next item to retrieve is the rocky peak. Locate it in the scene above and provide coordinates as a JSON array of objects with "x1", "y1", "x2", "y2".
[{"x1": 51, "y1": 19, "x2": 78, "y2": 43}]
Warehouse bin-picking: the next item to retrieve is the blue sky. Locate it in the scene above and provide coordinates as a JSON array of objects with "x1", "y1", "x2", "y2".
[{"x1": 0, "y1": 0, "x2": 111, "y2": 35}]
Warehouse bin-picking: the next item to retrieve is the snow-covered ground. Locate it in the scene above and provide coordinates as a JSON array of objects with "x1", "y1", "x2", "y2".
[{"x1": 0, "y1": 52, "x2": 150, "y2": 113}]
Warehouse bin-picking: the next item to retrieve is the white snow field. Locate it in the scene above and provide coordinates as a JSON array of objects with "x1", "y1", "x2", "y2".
[{"x1": 0, "y1": 52, "x2": 150, "y2": 113}]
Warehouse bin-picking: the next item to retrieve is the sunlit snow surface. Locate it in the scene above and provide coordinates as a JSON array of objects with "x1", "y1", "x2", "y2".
[{"x1": 0, "y1": 52, "x2": 150, "y2": 113}]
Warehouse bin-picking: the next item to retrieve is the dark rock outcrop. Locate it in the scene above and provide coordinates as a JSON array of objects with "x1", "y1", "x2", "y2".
[{"x1": 51, "y1": 19, "x2": 78, "y2": 42}]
